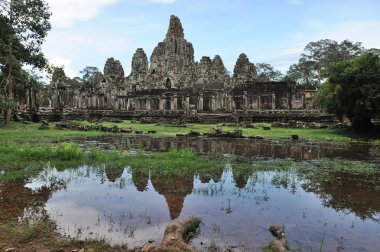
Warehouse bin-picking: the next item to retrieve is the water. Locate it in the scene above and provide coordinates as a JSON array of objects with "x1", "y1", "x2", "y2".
[
  {"x1": 78, "y1": 135, "x2": 380, "y2": 161},
  {"x1": 1, "y1": 136, "x2": 380, "y2": 251}
]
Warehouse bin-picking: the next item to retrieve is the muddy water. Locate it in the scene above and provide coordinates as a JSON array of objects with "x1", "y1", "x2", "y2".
[{"x1": 1, "y1": 137, "x2": 380, "y2": 251}]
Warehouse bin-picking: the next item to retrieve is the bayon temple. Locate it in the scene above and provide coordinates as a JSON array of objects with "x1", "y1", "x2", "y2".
[{"x1": 26, "y1": 15, "x2": 318, "y2": 122}]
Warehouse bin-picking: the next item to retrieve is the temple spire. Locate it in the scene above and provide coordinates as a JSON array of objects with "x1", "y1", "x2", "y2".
[{"x1": 165, "y1": 15, "x2": 184, "y2": 40}]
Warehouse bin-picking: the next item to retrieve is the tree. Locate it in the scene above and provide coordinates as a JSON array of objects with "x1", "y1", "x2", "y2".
[
  {"x1": 0, "y1": 0, "x2": 51, "y2": 124},
  {"x1": 285, "y1": 39, "x2": 364, "y2": 88},
  {"x1": 80, "y1": 66, "x2": 101, "y2": 88},
  {"x1": 319, "y1": 52, "x2": 380, "y2": 131},
  {"x1": 256, "y1": 63, "x2": 283, "y2": 82}
]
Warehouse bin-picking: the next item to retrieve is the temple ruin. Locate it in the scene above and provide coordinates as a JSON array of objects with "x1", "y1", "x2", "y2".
[{"x1": 26, "y1": 15, "x2": 318, "y2": 123}]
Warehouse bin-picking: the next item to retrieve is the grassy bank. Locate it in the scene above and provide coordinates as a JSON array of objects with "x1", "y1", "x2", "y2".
[
  {"x1": 0, "y1": 120, "x2": 368, "y2": 144},
  {"x1": 1, "y1": 141, "x2": 379, "y2": 181},
  {"x1": 0, "y1": 142, "x2": 225, "y2": 181}
]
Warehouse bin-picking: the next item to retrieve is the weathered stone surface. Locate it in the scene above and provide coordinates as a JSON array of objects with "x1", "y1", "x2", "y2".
[
  {"x1": 127, "y1": 48, "x2": 149, "y2": 91},
  {"x1": 147, "y1": 15, "x2": 196, "y2": 89},
  {"x1": 103, "y1": 57, "x2": 125, "y2": 88},
  {"x1": 165, "y1": 15, "x2": 184, "y2": 40},
  {"x1": 31, "y1": 15, "x2": 318, "y2": 119},
  {"x1": 233, "y1": 53, "x2": 259, "y2": 86},
  {"x1": 212, "y1": 55, "x2": 230, "y2": 87}
]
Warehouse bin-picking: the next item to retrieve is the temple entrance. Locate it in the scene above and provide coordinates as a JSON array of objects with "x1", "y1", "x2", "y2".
[
  {"x1": 203, "y1": 96, "x2": 210, "y2": 111},
  {"x1": 166, "y1": 98, "x2": 171, "y2": 110},
  {"x1": 166, "y1": 78, "x2": 172, "y2": 89}
]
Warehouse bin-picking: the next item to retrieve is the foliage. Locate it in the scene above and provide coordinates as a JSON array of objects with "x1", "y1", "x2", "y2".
[
  {"x1": 0, "y1": 94, "x2": 16, "y2": 111},
  {"x1": 256, "y1": 63, "x2": 283, "y2": 81},
  {"x1": 285, "y1": 39, "x2": 364, "y2": 88},
  {"x1": 0, "y1": 0, "x2": 51, "y2": 124},
  {"x1": 0, "y1": 142, "x2": 82, "y2": 164},
  {"x1": 80, "y1": 66, "x2": 101, "y2": 88},
  {"x1": 320, "y1": 52, "x2": 380, "y2": 130}
]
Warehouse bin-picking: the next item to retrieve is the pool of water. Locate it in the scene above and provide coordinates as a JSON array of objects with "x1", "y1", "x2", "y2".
[{"x1": 1, "y1": 136, "x2": 379, "y2": 251}]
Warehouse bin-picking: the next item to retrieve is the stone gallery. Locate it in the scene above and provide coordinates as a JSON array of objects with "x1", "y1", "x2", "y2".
[{"x1": 28, "y1": 15, "x2": 316, "y2": 122}]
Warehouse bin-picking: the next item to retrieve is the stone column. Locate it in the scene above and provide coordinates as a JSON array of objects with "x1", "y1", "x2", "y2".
[
  {"x1": 272, "y1": 94, "x2": 276, "y2": 110},
  {"x1": 226, "y1": 95, "x2": 232, "y2": 112},
  {"x1": 198, "y1": 92, "x2": 203, "y2": 111},
  {"x1": 258, "y1": 96, "x2": 261, "y2": 111},
  {"x1": 185, "y1": 95, "x2": 190, "y2": 107},
  {"x1": 211, "y1": 95, "x2": 216, "y2": 111},
  {"x1": 159, "y1": 95, "x2": 165, "y2": 110},
  {"x1": 26, "y1": 89, "x2": 30, "y2": 108},
  {"x1": 243, "y1": 91, "x2": 248, "y2": 112},
  {"x1": 302, "y1": 93, "x2": 305, "y2": 109},
  {"x1": 146, "y1": 98, "x2": 151, "y2": 110},
  {"x1": 171, "y1": 93, "x2": 178, "y2": 110}
]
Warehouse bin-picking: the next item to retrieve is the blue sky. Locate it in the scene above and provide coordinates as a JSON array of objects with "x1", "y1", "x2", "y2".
[{"x1": 43, "y1": 0, "x2": 380, "y2": 78}]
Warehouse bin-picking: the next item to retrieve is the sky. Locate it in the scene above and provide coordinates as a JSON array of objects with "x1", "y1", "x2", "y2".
[{"x1": 43, "y1": 0, "x2": 380, "y2": 78}]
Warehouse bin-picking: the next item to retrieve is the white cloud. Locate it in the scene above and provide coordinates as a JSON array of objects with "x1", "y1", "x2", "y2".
[
  {"x1": 46, "y1": 0, "x2": 117, "y2": 28},
  {"x1": 324, "y1": 21, "x2": 380, "y2": 49},
  {"x1": 49, "y1": 57, "x2": 77, "y2": 78},
  {"x1": 150, "y1": 0, "x2": 177, "y2": 4}
]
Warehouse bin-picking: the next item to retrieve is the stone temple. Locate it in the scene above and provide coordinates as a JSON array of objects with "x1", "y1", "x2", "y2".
[{"x1": 27, "y1": 15, "x2": 317, "y2": 123}]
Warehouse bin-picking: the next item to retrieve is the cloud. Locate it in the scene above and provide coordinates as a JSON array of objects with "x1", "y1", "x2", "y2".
[
  {"x1": 49, "y1": 57, "x2": 77, "y2": 78},
  {"x1": 46, "y1": 0, "x2": 117, "y2": 28},
  {"x1": 287, "y1": 0, "x2": 303, "y2": 5},
  {"x1": 150, "y1": 0, "x2": 177, "y2": 4}
]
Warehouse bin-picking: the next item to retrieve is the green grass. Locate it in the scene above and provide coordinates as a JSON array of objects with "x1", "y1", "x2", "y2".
[
  {"x1": 0, "y1": 143, "x2": 224, "y2": 181},
  {"x1": 0, "y1": 120, "x2": 365, "y2": 144},
  {"x1": 0, "y1": 122, "x2": 107, "y2": 143}
]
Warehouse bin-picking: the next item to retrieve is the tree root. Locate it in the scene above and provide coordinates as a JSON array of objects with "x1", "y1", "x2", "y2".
[
  {"x1": 141, "y1": 216, "x2": 202, "y2": 252},
  {"x1": 267, "y1": 225, "x2": 289, "y2": 252}
]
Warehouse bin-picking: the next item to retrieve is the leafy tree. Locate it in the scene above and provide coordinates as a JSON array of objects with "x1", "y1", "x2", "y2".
[
  {"x1": 80, "y1": 66, "x2": 101, "y2": 88},
  {"x1": 0, "y1": 0, "x2": 51, "y2": 124},
  {"x1": 256, "y1": 63, "x2": 283, "y2": 82},
  {"x1": 318, "y1": 52, "x2": 380, "y2": 131},
  {"x1": 285, "y1": 39, "x2": 364, "y2": 88}
]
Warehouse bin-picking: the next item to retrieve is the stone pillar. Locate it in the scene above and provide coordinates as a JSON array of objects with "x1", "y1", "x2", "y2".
[
  {"x1": 258, "y1": 96, "x2": 261, "y2": 111},
  {"x1": 26, "y1": 89, "x2": 30, "y2": 108},
  {"x1": 146, "y1": 99, "x2": 151, "y2": 110},
  {"x1": 211, "y1": 95, "x2": 216, "y2": 111},
  {"x1": 171, "y1": 93, "x2": 177, "y2": 110},
  {"x1": 272, "y1": 94, "x2": 276, "y2": 110},
  {"x1": 302, "y1": 93, "x2": 305, "y2": 109},
  {"x1": 243, "y1": 91, "x2": 248, "y2": 112},
  {"x1": 226, "y1": 95, "x2": 232, "y2": 112},
  {"x1": 185, "y1": 95, "x2": 190, "y2": 107},
  {"x1": 198, "y1": 92, "x2": 203, "y2": 111},
  {"x1": 159, "y1": 95, "x2": 165, "y2": 110}
]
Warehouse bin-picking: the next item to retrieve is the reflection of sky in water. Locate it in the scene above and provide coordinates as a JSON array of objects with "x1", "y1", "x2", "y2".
[{"x1": 25, "y1": 165, "x2": 380, "y2": 251}]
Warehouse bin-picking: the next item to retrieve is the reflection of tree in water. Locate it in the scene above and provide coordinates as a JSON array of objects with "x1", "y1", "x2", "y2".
[
  {"x1": 198, "y1": 168, "x2": 224, "y2": 184},
  {"x1": 151, "y1": 172, "x2": 194, "y2": 220},
  {"x1": 301, "y1": 173, "x2": 380, "y2": 221},
  {"x1": 131, "y1": 168, "x2": 149, "y2": 192},
  {"x1": 104, "y1": 164, "x2": 125, "y2": 182},
  {"x1": 232, "y1": 170, "x2": 251, "y2": 189},
  {"x1": 0, "y1": 178, "x2": 65, "y2": 225},
  {"x1": 209, "y1": 168, "x2": 223, "y2": 183}
]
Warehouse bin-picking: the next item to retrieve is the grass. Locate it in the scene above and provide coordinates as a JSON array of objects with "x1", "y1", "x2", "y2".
[
  {"x1": 0, "y1": 120, "x2": 367, "y2": 144},
  {"x1": 296, "y1": 158, "x2": 380, "y2": 187},
  {"x1": 0, "y1": 143, "x2": 224, "y2": 181},
  {"x1": 0, "y1": 219, "x2": 129, "y2": 252},
  {"x1": 0, "y1": 121, "x2": 106, "y2": 143}
]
